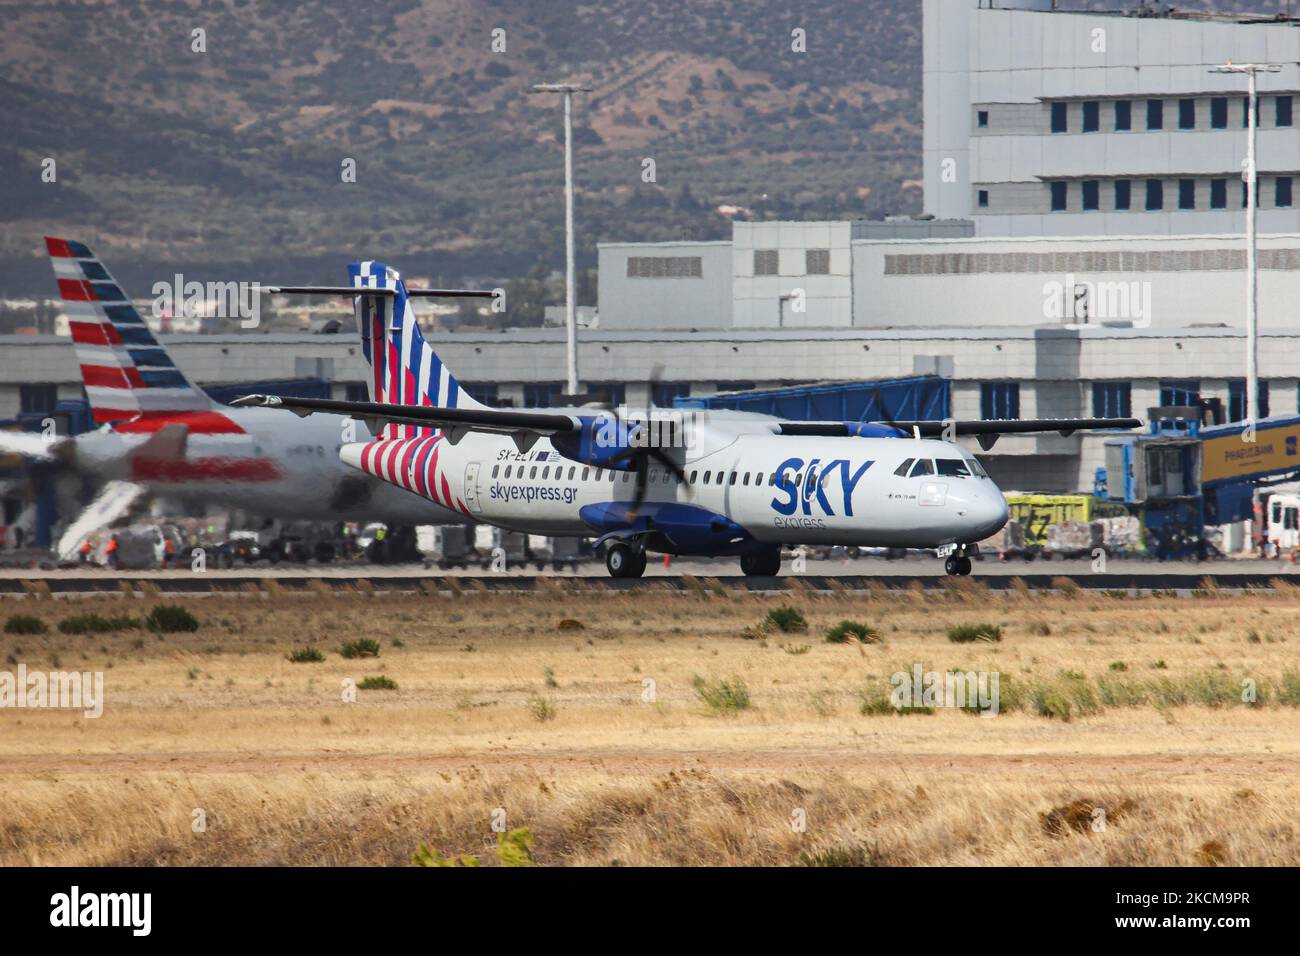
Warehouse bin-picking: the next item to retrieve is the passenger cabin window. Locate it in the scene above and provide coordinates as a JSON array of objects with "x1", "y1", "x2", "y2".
[
  {"x1": 703, "y1": 471, "x2": 711, "y2": 484},
  {"x1": 716, "y1": 472, "x2": 725, "y2": 485},
  {"x1": 730, "y1": 472, "x2": 738, "y2": 486},
  {"x1": 690, "y1": 471, "x2": 698, "y2": 484},
  {"x1": 492, "y1": 465, "x2": 499, "y2": 478},
  {"x1": 542, "y1": 467, "x2": 550, "y2": 479},
  {"x1": 936, "y1": 459, "x2": 973, "y2": 478},
  {"x1": 582, "y1": 468, "x2": 590, "y2": 481},
  {"x1": 894, "y1": 458, "x2": 915, "y2": 477},
  {"x1": 504, "y1": 466, "x2": 512, "y2": 478},
  {"x1": 909, "y1": 460, "x2": 935, "y2": 478},
  {"x1": 529, "y1": 466, "x2": 538, "y2": 479}
]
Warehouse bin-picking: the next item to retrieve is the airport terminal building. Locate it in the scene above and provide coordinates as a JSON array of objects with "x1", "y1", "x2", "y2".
[{"x1": 6, "y1": 0, "x2": 1300, "y2": 502}]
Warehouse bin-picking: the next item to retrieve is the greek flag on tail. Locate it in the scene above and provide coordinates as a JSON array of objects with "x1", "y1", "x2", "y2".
[
  {"x1": 46, "y1": 236, "x2": 214, "y2": 425},
  {"x1": 347, "y1": 261, "x2": 485, "y2": 514}
]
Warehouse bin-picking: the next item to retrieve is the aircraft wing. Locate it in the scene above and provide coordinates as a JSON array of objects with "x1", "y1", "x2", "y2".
[
  {"x1": 779, "y1": 418, "x2": 1143, "y2": 450},
  {"x1": 231, "y1": 394, "x2": 580, "y2": 448}
]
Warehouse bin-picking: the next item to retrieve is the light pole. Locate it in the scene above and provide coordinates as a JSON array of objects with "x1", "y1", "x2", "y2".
[
  {"x1": 529, "y1": 82, "x2": 591, "y2": 398},
  {"x1": 1210, "y1": 61, "x2": 1280, "y2": 428}
]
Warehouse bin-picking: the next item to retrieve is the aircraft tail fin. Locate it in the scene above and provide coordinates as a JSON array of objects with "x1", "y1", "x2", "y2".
[
  {"x1": 349, "y1": 261, "x2": 487, "y2": 441},
  {"x1": 45, "y1": 237, "x2": 213, "y2": 424}
]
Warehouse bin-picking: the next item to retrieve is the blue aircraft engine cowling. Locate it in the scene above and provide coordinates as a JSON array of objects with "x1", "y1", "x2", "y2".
[
  {"x1": 851, "y1": 422, "x2": 907, "y2": 438},
  {"x1": 579, "y1": 501, "x2": 754, "y2": 556},
  {"x1": 551, "y1": 414, "x2": 640, "y2": 471}
]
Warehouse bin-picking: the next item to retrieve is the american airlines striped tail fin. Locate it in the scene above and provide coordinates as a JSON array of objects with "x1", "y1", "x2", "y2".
[
  {"x1": 46, "y1": 237, "x2": 213, "y2": 424},
  {"x1": 349, "y1": 261, "x2": 486, "y2": 441}
]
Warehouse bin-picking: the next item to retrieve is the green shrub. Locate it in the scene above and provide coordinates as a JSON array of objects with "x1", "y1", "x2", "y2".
[
  {"x1": 1276, "y1": 671, "x2": 1300, "y2": 707},
  {"x1": 765, "y1": 607, "x2": 807, "y2": 634},
  {"x1": 825, "y1": 620, "x2": 880, "y2": 645},
  {"x1": 287, "y1": 646, "x2": 325, "y2": 663},
  {"x1": 58, "y1": 613, "x2": 139, "y2": 635},
  {"x1": 496, "y1": 828, "x2": 534, "y2": 867},
  {"x1": 4, "y1": 614, "x2": 47, "y2": 635},
  {"x1": 339, "y1": 638, "x2": 381, "y2": 659},
  {"x1": 859, "y1": 684, "x2": 933, "y2": 716},
  {"x1": 413, "y1": 843, "x2": 480, "y2": 867},
  {"x1": 1032, "y1": 686, "x2": 1073, "y2": 721},
  {"x1": 145, "y1": 605, "x2": 198, "y2": 634},
  {"x1": 692, "y1": 675, "x2": 752, "y2": 714},
  {"x1": 528, "y1": 696, "x2": 557, "y2": 722},
  {"x1": 947, "y1": 623, "x2": 1002, "y2": 643},
  {"x1": 358, "y1": 675, "x2": 397, "y2": 690}
]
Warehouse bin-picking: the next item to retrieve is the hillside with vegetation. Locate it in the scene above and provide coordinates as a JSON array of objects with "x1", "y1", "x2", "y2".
[{"x1": 0, "y1": 0, "x2": 1288, "y2": 306}]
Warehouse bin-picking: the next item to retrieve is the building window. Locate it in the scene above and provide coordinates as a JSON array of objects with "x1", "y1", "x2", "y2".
[
  {"x1": 1051, "y1": 101, "x2": 1068, "y2": 133},
  {"x1": 1178, "y1": 179, "x2": 1196, "y2": 210},
  {"x1": 1211, "y1": 179, "x2": 1228, "y2": 210},
  {"x1": 1244, "y1": 96, "x2": 1257, "y2": 128},
  {"x1": 753, "y1": 249, "x2": 779, "y2": 276},
  {"x1": 1092, "y1": 382, "x2": 1133, "y2": 420},
  {"x1": 1114, "y1": 180, "x2": 1131, "y2": 211},
  {"x1": 977, "y1": 110, "x2": 989, "y2": 128},
  {"x1": 1242, "y1": 181, "x2": 1260, "y2": 208},
  {"x1": 1115, "y1": 100, "x2": 1132, "y2": 131},
  {"x1": 1178, "y1": 98, "x2": 1196, "y2": 130},
  {"x1": 1229, "y1": 380, "x2": 1270, "y2": 422},
  {"x1": 1082, "y1": 180, "x2": 1100, "y2": 211},
  {"x1": 523, "y1": 383, "x2": 563, "y2": 407},
  {"x1": 19, "y1": 384, "x2": 58, "y2": 416},
  {"x1": 1145, "y1": 179, "x2": 1164, "y2": 211},
  {"x1": 1147, "y1": 99, "x2": 1164, "y2": 130},
  {"x1": 1050, "y1": 181, "x2": 1068, "y2": 212},
  {"x1": 978, "y1": 189, "x2": 989, "y2": 208},
  {"x1": 461, "y1": 383, "x2": 500, "y2": 406},
  {"x1": 805, "y1": 249, "x2": 830, "y2": 275},
  {"x1": 1277, "y1": 176, "x2": 1294, "y2": 209},
  {"x1": 592, "y1": 383, "x2": 626, "y2": 407},
  {"x1": 1278, "y1": 95, "x2": 1294, "y2": 128},
  {"x1": 980, "y1": 383, "x2": 1020, "y2": 421},
  {"x1": 1083, "y1": 101, "x2": 1100, "y2": 133},
  {"x1": 626, "y1": 256, "x2": 703, "y2": 278},
  {"x1": 1211, "y1": 97, "x2": 1228, "y2": 129},
  {"x1": 1160, "y1": 381, "x2": 1200, "y2": 408},
  {"x1": 344, "y1": 382, "x2": 369, "y2": 403}
]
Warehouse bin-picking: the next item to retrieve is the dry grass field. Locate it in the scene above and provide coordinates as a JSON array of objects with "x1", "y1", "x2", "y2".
[{"x1": 1, "y1": 576, "x2": 1298, "y2": 866}]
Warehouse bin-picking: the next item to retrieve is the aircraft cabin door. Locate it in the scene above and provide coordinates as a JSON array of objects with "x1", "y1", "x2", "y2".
[{"x1": 464, "y1": 462, "x2": 482, "y2": 514}]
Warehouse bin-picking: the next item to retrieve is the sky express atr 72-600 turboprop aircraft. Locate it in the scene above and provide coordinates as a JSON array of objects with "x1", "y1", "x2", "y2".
[{"x1": 236, "y1": 262, "x2": 1141, "y2": 578}]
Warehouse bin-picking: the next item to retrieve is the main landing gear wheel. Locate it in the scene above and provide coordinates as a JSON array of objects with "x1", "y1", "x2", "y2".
[
  {"x1": 605, "y1": 542, "x2": 647, "y2": 579},
  {"x1": 944, "y1": 555, "x2": 973, "y2": 577},
  {"x1": 740, "y1": 545, "x2": 782, "y2": 577}
]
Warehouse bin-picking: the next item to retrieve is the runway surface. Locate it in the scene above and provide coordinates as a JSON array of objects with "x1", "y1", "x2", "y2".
[{"x1": 2, "y1": 556, "x2": 1298, "y2": 594}]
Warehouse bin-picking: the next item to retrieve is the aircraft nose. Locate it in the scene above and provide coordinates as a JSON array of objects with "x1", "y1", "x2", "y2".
[{"x1": 970, "y1": 490, "x2": 1010, "y2": 540}]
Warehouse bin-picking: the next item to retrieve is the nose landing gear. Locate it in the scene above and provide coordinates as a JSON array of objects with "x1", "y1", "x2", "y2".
[{"x1": 943, "y1": 545, "x2": 977, "y2": 577}]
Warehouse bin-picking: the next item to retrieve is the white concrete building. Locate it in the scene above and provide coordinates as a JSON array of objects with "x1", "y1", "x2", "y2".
[{"x1": 925, "y1": 0, "x2": 1300, "y2": 234}]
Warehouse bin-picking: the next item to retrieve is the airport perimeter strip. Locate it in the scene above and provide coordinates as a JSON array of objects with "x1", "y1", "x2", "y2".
[{"x1": 1, "y1": 572, "x2": 1296, "y2": 596}]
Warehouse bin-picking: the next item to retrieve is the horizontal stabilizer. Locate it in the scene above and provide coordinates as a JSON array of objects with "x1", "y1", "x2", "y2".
[{"x1": 257, "y1": 285, "x2": 496, "y2": 299}]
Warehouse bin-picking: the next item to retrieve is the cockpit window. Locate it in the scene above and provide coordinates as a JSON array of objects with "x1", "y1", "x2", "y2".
[
  {"x1": 965, "y1": 457, "x2": 988, "y2": 478},
  {"x1": 908, "y1": 459, "x2": 935, "y2": 478},
  {"x1": 894, "y1": 458, "x2": 915, "y2": 477},
  {"x1": 936, "y1": 459, "x2": 973, "y2": 478}
]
